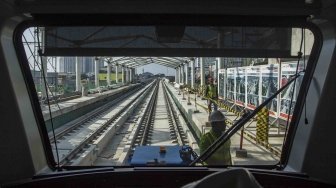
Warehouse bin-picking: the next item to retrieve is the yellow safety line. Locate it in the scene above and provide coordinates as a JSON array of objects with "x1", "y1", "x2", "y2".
[
  {"x1": 181, "y1": 90, "x2": 281, "y2": 156},
  {"x1": 225, "y1": 112, "x2": 281, "y2": 157},
  {"x1": 189, "y1": 97, "x2": 209, "y2": 112}
]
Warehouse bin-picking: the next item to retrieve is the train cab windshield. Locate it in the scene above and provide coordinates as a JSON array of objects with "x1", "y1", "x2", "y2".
[{"x1": 16, "y1": 19, "x2": 318, "y2": 169}]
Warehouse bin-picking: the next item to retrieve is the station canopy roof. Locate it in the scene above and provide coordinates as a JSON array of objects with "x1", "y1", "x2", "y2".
[
  {"x1": 41, "y1": 25, "x2": 296, "y2": 69},
  {"x1": 101, "y1": 56, "x2": 191, "y2": 69}
]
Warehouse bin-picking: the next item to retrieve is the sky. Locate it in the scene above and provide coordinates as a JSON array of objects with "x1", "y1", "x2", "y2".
[
  {"x1": 24, "y1": 28, "x2": 176, "y2": 76},
  {"x1": 136, "y1": 63, "x2": 175, "y2": 76}
]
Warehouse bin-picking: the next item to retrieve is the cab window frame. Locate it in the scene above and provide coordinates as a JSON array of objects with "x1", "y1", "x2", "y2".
[{"x1": 13, "y1": 14, "x2": 322, "y2": 171}]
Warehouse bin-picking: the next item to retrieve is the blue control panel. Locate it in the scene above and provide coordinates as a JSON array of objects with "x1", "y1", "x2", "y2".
[{"x1": 131, "y1": 146, "x2": 191, "y2": 166}]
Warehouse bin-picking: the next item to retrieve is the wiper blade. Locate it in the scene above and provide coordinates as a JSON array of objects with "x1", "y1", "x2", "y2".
[{"x1": 189, "y1": 72, "x2": 302, "y2": 166}]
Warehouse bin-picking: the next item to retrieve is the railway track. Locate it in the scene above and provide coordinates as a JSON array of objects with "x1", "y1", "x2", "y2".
[
  {"x1": 130, "y1": 80, "x2": 189, "y2": 147},
  {"x1": 136, "y1": 80, "x2": 188, "y2": 146},
  {"x1": 50, "y1": 81, "x2": 156, "y2": 165},
  {"x1": 94, "y1": 80, "x2": 195, "y2": 166},
  {"x1": 49, "y1": 79, "x2": 197, "y2": 166},
  {"x1": 49, "y1": 84, "x2": 143, "y2": 143}
]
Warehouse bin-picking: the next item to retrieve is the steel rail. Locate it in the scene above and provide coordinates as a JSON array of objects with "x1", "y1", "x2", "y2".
[
  {"x1": 131, "y1": 80, "x2": 159, "y2": 146},
  {"x1": 140, "y1": 80, "x2": 159, "y2": 145},
  {"x1": 58, "y1": 82, "x2": 156, "y2": 165},
  {"x1": 162, "y1": 81, "x2": 185, "y2": 145}
]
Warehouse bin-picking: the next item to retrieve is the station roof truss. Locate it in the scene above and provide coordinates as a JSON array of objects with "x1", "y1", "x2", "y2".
[{"x1": 99, "y1": 56, "x2": 191, "y2": 69}]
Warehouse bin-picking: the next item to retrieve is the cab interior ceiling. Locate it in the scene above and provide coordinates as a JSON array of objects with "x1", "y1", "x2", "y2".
[
  {"x1": 23, "y1": 14, "x2": 312, "y2": 59},
  {"x1": 14, "y1": 0, "x2": 320, "y2": 15}
]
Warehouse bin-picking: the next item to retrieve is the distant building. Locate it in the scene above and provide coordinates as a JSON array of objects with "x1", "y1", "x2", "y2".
[
  {"x1": 82, "y1": 57, "x2": 95, "y2": 74},
  {"x1": 58, "y1": 57, "x2": 75, "y2": 73},
  {"x1": 30, "y1": 70, "x2": 58, "y2": 86},
  {"x1": 140, "y1": 72, "x2": 153, "y2": 79},
  {"x1": 58, "y1": 57, "x2": 95, "y2": 74}
]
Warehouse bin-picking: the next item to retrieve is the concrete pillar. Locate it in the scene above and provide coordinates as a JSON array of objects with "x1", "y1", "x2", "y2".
[
  {"x1": 224, "y1": 66, "x2": 227, "y2": 99},
  {"x1": 107, "y1": 62, "x2": 111, "y2": 86},
  {"x1": 180, "y1": 65, "x2": 182, "y2": 84},
  {"x1": 75, "y1": 56, "x2": 81, "y2": 91},
  {"x1": 175, "y1": 68, "x2": 177, "y2": 83},
  {"x1": 190, "y1": 59, "x2": 195, "y2": 89},
  {"x1": 129, "y1": 68, "x2": 132, "y2": 83},
  {"x1": 122, "y1": 66, "x2": 125, "y2": 84},
  {"x1": 177, "y1": 65, "x2": 181, "y2": 84},
  {"x1": 200, "y1": 57, "x2": 205, "y2": 87},
  {"x1": 125, "y1": 67, "x2": 129, "y2": 83},
  {"x1": 182, "y1": 64, "x2": 185, "y2": 84},
  {"x1": 95, "y1": 57, "x2": 100, "y2": 88},
  {"x1": 217, "y1": 57, "x2": 223, "y2": 97},
  {"x1": 177, "y1": 67, "x2": 180, "y2": 83},
  {"x1": 180, "y1": 65, "x2": 184, "y2": 84},
  {"x1": 115, "y1": 65, "x2": 119, "y2": 84},
  {"x1": 178, "y1": 66, "x2": 180, "y2": 84},
  {"x1": 215, "y1": 60, "x2": 218, "y2": 81},
  {"x1": 130, "y1": 68, "x2": 133, "y2": 83},
  {"x1": 185, "y1": 62, "x2": 189, "y2": 85},
  {"x1": 217, "y1": 32, "x2": 223, "y2": 97}
]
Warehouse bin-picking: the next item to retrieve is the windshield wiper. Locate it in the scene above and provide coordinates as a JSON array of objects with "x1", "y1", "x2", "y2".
[{"x1": 189, "y1": 72, "x2": 303, "y2": 166}]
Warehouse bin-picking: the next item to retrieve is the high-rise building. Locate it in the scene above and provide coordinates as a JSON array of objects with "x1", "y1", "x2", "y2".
[
  {"x1": 58, "y1": 57, "x2": 75, "y2": 73},
  {"x1": 58, "y1": 57, "x2": 95, "y2": 74},
  {"x1": 82, "y1": 57, "x2": 95, "y2": 73},
  {"x1": 57, "y1": 57, "x2": 64, "y2": 73}
]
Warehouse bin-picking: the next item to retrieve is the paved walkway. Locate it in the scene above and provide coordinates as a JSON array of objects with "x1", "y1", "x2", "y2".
[
  {"x1": 166, "y1": 83, "x2": 281, "y2": 165},
  {"x1": 42, "y1": 84, "x2": 133, "y2": 120}
]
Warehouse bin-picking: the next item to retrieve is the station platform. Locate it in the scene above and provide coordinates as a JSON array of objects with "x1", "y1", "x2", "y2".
[
  {"x1": 165, "y1": 82, "x2": 283, "y2": 165},
  {"x1": 42, "y1": 83, "x2": 140, "y2": 131}
]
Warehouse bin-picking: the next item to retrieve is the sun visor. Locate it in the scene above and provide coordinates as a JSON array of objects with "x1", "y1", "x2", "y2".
[{"x1": 42, "y1": 26, "x2": 294, "y2": 58}]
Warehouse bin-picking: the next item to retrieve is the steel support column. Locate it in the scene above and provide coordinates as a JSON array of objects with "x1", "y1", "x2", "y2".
[
  {"x1": 190, "y1": 59, "x2": 195, "y2": 89},
  {"x1": 95, "y1": 58, "x2": 100, "y2": 88},
  {"x1": 115, "y1": 65, "x2": 119, "y2": 84},
  {"x1": 178, "y1": 66, "x2": 181, "y2": 84},
  {"x1": 122, "y1": 66, "x2": 125, "y2": 84},
  {"x1": 217, "y1": 32, "x2": 223, "y2": 97},
  {"x1": 129, "y1": 68, "x2": 132, "y2": 83},
  {"x1": 217, "y1": 57, "x2": 223, "y2": 97},
  {"x1": 185, "y1": 62, "x2": 189, "y2": 85},
  {"x1": 107, "y1": 62, "x2": 111, "y2": 86},
  {"x1": 75, "y1": 56, "x2": 81, "y2": 91},
  {"x1": 224, "y1": 64, "x2": 227, "y2": 99},
  {"x1": 200, "y1": 57, "x2": 205, "y2": 87},
  {"x1": 180, "y1": 65, "x2": 184, "y2": 84},
  {"x1": 177, "y1": 67, "x2": 180, "y2": 83},
  {"x1": 125, "y1": 67, "x2": 128, "y2": 83}
]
